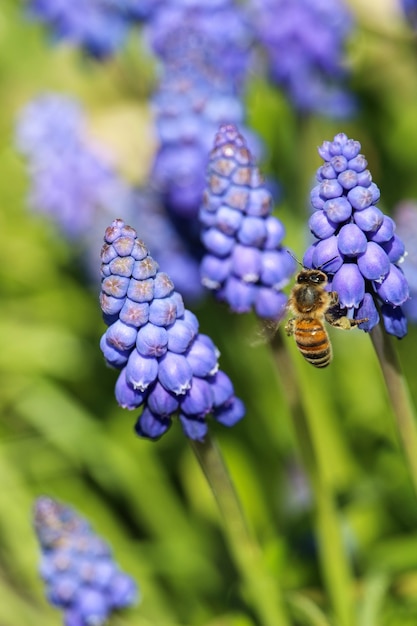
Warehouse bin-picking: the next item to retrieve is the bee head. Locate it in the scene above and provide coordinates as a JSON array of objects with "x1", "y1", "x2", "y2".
[
  {"x1": 286, "y1": 250, "x2": 336, "y2": 287},
  {"x1": 297, "y1": 269, "x2": 327, "y2": 285}
]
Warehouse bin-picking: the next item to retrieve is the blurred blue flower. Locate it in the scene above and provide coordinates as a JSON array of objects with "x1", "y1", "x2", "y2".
[
  {"x1": 16, "y1": 94, "x2": 204, "y2": 300},
  {"x1": 16, "y1": 93, "x2": 130, "y2": 239},
  {"x1": 394, "y1": 200, "x2": 417, "y2": 322},
  {"x1": 100, "y1": 0, "x2": 162, "y2": 21},
  {"x1": 401, "y1": 0, "x2": 417, "y2": 29},
  {"x1": 26, "y1": 0, "x2": 162, "y2": 58},
  {"x1": 27, "y1": 0, "x2": 133, "y2": 58},
  {"x1": 100, "y1": 219, "x2": 245, "y2": 441},
  {"x1": 250, "y1": 0, "x2": 356, "y2": 117},
  {"x1": 304, "y1": 132, "x2": 409, "y2": 338},
  {"x1": 199, "y1": 124, "x2": 296, "y2": 320},
  {"x1": 146, "y1": 1, "x2": 256, "y2": 221},
  {"x1": 34, "y1": 496, "x2": 138, "y2": 626}
]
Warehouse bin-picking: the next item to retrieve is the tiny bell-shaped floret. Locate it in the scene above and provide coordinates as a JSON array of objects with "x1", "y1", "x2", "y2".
[
  {"x1": 304, "y1": 132, "x2": 409, "y2": 338},
  {"x1": 199, "y1": 124, "x2": 296, "y2": 322},
  {"x1": 33, "y1": 497, "x2": 138, "y2": 626},
  {"x1": 100, "y1": 219, "x2": 245, "y2": 441}
]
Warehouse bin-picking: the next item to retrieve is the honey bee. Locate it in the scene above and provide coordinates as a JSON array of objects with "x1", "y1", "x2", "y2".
[{"x1": 285, "y1": 267, "x2": 368, "y2": 368}]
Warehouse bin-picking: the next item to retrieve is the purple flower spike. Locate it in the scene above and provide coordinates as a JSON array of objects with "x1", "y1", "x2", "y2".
[
  {"x1": 250, "y1": 0, "x2": 356, "y2": 118},
  {"x1": 394, "y1": 200, "x2": 417, "y2": 322},
  {"x1": 26, "y1": 0, "x2": 155, "y2": 58},
  {"x1": 33, "y1": 497, "x2": 138, "y2": 626},
  {"x1": 304, "y1": 132, "x2": 409, "y2": 337},
  {"x1": 100, "y1": 219, "x2": 245, "y2": 440},
  {"x1": 200, "y1": 124, "x2": 296, "y2": 321},
  {"x1": 15, "y1": 94, "x2": 131, "y2": 239},
  {"x1": 146, "y1": 0, "x2": 254, "y2": 225}
]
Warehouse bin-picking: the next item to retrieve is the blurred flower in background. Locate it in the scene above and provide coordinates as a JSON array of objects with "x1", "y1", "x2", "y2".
[
  {"x1": 304, "y1": 132, "x2": 409, "y2": 338},
  {"x1": 393, "y1": 200, "x2": 417, "y2": 322},
  {"x1": 199, "y1": 123, "x2": 296, "y2": 320},
  {"x1": 249, "y1": 0, "x2": 356, "y2": 117},
  {"x1": 27, "y1": 0, "x2": 131, "y2": 58},
  {"x1": 16, "y1": 93, "x2": 131, "y2": 240},
  {"x1": 26, "y1": 0, "x2": 162, "y2": 58},
  {"x1": 100, "y1": 218, "x2": 245, "y2": 441},
  {"x1": 400, "y1": 0, "x2": 417, "y2": 29},
  {"x1": 34, "y1": 496, "x2": 138, "y2": 626},
  {"x1": 145, "y1": 0, "x2": 258, "y2": 248},
  {"x1": 15, "y1": 93, "x2": 204, "y2": 300}
]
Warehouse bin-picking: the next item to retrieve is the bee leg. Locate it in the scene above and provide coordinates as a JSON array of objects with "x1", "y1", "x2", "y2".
[
  {"x1": 285, "y1": 318, "x2": 296, "y2": 336},
  {"x1": 328, "y1": 291, "x2": 339, "y2": 307},
  {"x1": 326, "y1": 314, "x2": 369, "y2": 330}
]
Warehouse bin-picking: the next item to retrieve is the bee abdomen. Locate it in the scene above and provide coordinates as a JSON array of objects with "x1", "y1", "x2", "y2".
[{"x1": 294, "y1": 319, "x2": 332, "y2": 368}]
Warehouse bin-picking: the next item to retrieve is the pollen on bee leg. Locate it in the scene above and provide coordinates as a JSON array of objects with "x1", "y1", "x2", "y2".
[
  {"x1": 285, "y1": 318, "x2": 296, "y2": 336},
  {"x1": 327, "y1": 315, "x2": 368, "y2": 330}
]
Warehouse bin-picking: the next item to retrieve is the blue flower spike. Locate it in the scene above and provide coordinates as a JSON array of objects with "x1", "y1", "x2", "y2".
[
  {"x1": 394, "y1": 201, "x2": 417, "y2": 323},
  {"x1": 199, "y1": 123, "x2": 296, "y2": 321},
  {"x1": 16, "y1": 93, "x2": 130, "y2": 239},
  {"x1": 27, "y1": 0, "x2": 162, "y2": 59},
  {"x1": 305, "y1": 132, "x2": 409, "y2": 338},
  {"x1": 33, "y1": 496, "x2": 138, "y2": 626},
  {"x1": 100, "y1": 219, "x2": 245, "y2": 441},
  {"x1": 251, "y1": 0, "x2": 356, "y2": 118},
  {"x1": 147, "y1": 1, "x2": 253, "y2": 220}
]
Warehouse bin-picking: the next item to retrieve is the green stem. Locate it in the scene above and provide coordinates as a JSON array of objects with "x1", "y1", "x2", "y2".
[
  {"x1": 370, "y1": 324, "x2": 417, "y2": 496},
  {"x1": 270, "y1": 330, "x2": 355, "y2": 626},
  {"x1": 189, "y1": 435, "x2": 290, "y2": 626},
  {"x1": 287, "y1": 591, "x2": 332, "y2": 626}
]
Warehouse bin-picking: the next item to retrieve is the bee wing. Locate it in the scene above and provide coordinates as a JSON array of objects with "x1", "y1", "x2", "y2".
[
  {"x1": 250, "y1": 318, "x2": 280, "y2": 347},
  {"x1": 250, "y1": 297, "x2": 291, "y2": 347}
]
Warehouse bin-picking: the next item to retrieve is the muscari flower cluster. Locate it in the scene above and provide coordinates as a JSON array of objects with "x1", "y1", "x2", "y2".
[
  {"x1": 27, "y1": 0, "x2": 162, "y2": 58},
  {"x1": 16, "y1": 93, "x2": 129, "y2": 239},
  {"x1": 250, "y1": 0, "x2": 356, "y2": 118},
  {"x1": 34, "y1": 496, "x2": 137, "y2": 626},
  {"x1": 100, "y1": 218, "x2": 245, "y2": 441},
  {"x1": 304, "y1": 132, "x2": 409, "y2": 338},
  {"x1": 401, "y1": 0, "x2": 417, "y2": 29},
  {"x1": 16, "y1": 93, "x2": 203, "y2": 300},
  {"x1": 146, "y1": 0, "x2": 255, "y2": 222},
  {"x1": 394, "y1": 201, "x2": 417, "y2": 322},
  {"x1": 199, "y1": 123, "x2": 296, "y2": 320}
]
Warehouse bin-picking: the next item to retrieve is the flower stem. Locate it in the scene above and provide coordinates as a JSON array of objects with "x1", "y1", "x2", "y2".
[
  {"x1": 270, "y1": 330, "x2": 356, "y2": 626},
  {"x1": 370, "y1": 323, "x2": 417, "y2": 495},
  {"x1": 189, "y1": 434, "x2": 290, "y2": 626}
]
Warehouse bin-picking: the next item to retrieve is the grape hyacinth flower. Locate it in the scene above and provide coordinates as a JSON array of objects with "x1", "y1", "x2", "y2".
[
  {"x1": 401, "y1": 0, "x2": 417, "y2": 30},
  {"x1": 26, "y1": 0, "x2": 142, "y2": 59},
  {"x1": 16, "y1": 94, "x2": 203, "y2": 299},
  {"x1": 199, "y1": 123, "x2": 296, "y2": 321},
  {"x1": 250, "y1": 0, "x2": 356, "y2": 118},
  {"x1": 304, "y1": 132, "x2": 409, "y2": 338},
  {"x1": 146, "y1": 1, "x2": 255, "y2": 222},
  {"x1": 100, "y1": 219, "x2": 245, "y2": 441},
  {"x1": 33, "y1": 496, "x2": 137, "y2": 626},
  {"x1": 394, "y1": 201, "x2": 417, "y2": 322},
  {"x1": 16, "y1": 93, "x2": 130, "y2": 239}
]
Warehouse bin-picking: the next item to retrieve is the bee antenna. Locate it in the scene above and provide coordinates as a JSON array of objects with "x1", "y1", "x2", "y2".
[
  {"x1": 286, "y1": 249, "x2": 304, "y2": 267},
  {"x1": 317, "y1": 255, "x2": 339, "y2": 271},
  {"x1": 286, "y1": 250, "x2": 339, "y2": 272}
]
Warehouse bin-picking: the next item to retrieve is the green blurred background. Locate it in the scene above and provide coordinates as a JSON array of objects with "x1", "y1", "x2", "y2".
[{"x1": 1, "y1": 1, "x2": 417, "y2": 625}]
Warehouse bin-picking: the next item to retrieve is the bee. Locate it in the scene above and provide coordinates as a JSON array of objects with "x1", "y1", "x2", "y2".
[{"x1": 285, "y1": 267, "x2": 368, "y2": 368}]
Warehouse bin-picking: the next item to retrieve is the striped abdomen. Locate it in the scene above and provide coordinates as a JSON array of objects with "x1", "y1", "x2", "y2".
[{"x1": 294, "y1": 318, "x2": 332, "y2": 368}]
